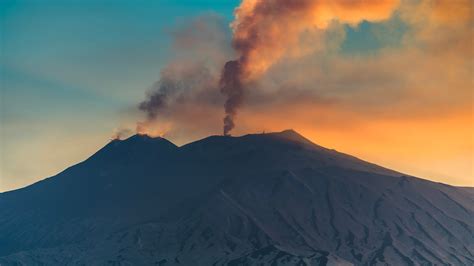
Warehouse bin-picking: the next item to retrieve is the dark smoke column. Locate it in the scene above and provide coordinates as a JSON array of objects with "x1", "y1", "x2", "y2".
[{"x1": 220, "y1": 60, "x2": 244, "y2": 136}]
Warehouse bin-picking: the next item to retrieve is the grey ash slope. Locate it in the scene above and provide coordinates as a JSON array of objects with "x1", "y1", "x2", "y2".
[{"x1": 0, "y1": 130, "x2": 473, "y2": 265}]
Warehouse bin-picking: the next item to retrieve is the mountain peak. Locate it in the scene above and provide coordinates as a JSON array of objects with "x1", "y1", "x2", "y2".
[
  {"x1": 277, "y1": 128, "x2": 298, "y2": 135},
  {"x1": 265, "y1": 129, "x2": 307, "y2": 140},
  {"x1": 124, "y1": 133, "x2": 161, "y2": 142},
  {"x1": 89, "y1": 134, "x2": 178, "y2": 163},
  {"x1": 116, "y1": 134, "x2": 177, "y2": 147}
]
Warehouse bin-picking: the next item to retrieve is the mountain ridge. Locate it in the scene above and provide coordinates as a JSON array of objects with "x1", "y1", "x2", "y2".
[{"x1": 0, "y1": 130, "x2": 472, "y2": 265}]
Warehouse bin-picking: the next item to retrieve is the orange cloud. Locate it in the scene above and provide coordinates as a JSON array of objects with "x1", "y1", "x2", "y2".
[
  {"x1": 232, "y1": 0, "x2": 400, "y2": 78},
  {"x1": 401, "y1": 0, "x2": 472, "y2": 26}
]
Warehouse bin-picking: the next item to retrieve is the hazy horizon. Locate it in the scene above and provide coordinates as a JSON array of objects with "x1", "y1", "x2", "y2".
[{"x1": 1, "y1": 128, "x2": 472, "y2": 193}]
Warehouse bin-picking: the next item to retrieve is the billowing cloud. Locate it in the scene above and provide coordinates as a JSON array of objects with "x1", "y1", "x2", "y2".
[
  {"x1": 220, "y1": 0, "x2": 400, "y2": 135},
  {"x1": 231, "y1": 0, "x2": 399, "y2": 77}
]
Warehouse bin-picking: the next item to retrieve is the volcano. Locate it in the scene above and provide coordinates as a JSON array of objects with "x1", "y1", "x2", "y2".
[{"x1": 0, "y1": 130, "x2": 472, "y2": 265}]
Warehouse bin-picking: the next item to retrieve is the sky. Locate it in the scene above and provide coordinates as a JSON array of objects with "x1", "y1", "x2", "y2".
[{"x1": 0, "y1": 0, "x2": 472, "y2": 192}]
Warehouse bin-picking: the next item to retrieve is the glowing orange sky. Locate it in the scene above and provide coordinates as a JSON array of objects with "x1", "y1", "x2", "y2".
[{"x1": 233, "y1": 106, "x2": 473, "y2": 186}]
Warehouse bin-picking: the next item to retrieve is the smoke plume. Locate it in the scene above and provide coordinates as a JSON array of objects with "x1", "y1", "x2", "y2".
[
  {"x1": 139, "y1": 65, "x2": 213, "y2": 120},
  {"x1": 219, "y1": 0, "x2": 398, "y2": 135},
  {"x1": 220, "y1": 60, "x2": 244, "y2": 135},
  {"x1": 135, "y1": 15, "x2": 231, "y2": 137}
]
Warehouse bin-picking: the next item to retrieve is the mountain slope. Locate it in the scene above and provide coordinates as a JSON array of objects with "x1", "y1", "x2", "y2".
[{"x1": 0, "y1": 130, "x2": 473, "y2": 265}]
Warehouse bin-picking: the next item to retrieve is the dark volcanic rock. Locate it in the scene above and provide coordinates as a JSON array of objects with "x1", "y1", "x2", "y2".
[{"x1": 0, "y1": 130, "x2": 473, "y2": 265}]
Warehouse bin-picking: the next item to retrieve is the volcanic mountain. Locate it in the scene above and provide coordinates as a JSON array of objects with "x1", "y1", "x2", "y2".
[{"x1": 0, "y1": 130, "x2": 473, "y2": 265}]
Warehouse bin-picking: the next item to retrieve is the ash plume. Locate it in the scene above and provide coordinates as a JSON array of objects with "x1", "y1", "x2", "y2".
[
  {"x1": 136, "y1": 15, "x2": 231, "y2": 137},
  {"x1": 139, "y1": 91, "x2": 167, "y2": 120},
  {"x1": 220, "y1": 60, "x2": 244, "y2": 135},
  {"x1": 137, "y1": 1, "x2": 399, "y2": 136},
  {"x1": 138, "y1": 63, "x2": 218, "y2": 124},
  {"x1": 138, "y1": 70, "x2": 177, "y2": 120},
  {"x1": 219, "y1": 0, "x2": 398, "y2": 135}
]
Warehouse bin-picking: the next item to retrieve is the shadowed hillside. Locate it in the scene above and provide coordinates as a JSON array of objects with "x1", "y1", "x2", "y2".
[{"x1": 1, "y1": 130, "x2": 473, "y2": 265}]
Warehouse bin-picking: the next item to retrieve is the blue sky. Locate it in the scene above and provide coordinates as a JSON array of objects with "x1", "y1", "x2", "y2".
[{"x1": 1, "y1": 0, "x2": 237, "y2": 118}]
